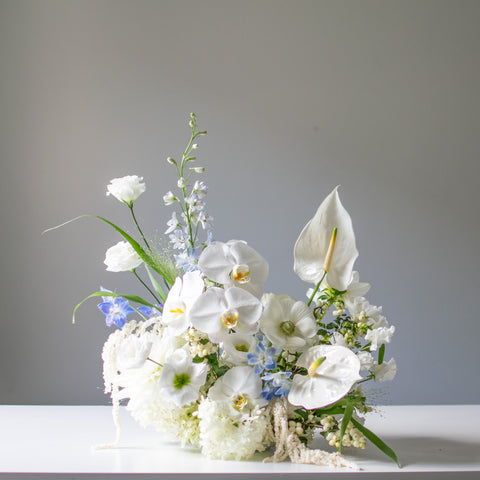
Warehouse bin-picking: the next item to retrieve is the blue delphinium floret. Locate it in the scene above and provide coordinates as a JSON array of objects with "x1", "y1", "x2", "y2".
[
  {"x1": 97, "y1": 291, "x2": 135, "y2": 328},
  {"x1": 261, "y1": 371, "x2": 292, "y2": 400},
  {"x1": 247, "y1": 333, "x2": 280, "y2": 375}
]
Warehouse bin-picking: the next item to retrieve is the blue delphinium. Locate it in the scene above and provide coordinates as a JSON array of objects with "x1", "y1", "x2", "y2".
[
  {"x1": 247, "y1": 333, "x2": 279, "y2": 375},
  {"x1": 261, "y1": 371, "x2": 292, "y2": 400},
  {"x1": 97, "y1": 291, "x2": 135, "y2": 328}
]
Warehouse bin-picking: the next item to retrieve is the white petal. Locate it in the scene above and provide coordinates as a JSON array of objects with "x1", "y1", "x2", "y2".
[
  {"x1": 189, "y1": 287, "x2": 228, "y2": 337},
  {"x1": 198, "y1": 243, "x2": 232, "y2": 284},
  {"x1": 294, "y1": 186, "x2": 358, "y2": 291}
]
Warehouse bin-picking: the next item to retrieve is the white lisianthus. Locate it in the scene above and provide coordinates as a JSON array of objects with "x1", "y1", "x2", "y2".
[
  {"x1": 106, "y1": 175, "x2": 146, "y2": 205},
  {"x1": 259, "y1": 294, "x2": 317, "y2": 353},
  {"x1": 198, "y1": 240, "x2": 268, "y2": 297},
  {"x1": 288, "y1": 345, "x2": 362, "y2": 410},
  {"x1": 116, "y1": 335, "x2": 153, "y2": 371},
  {"x1": 104, "y1": 241, "x2": 143, "y2": 272},
  {"x1": 158, "y1": 348, "x2": 207, "y2": 407},
  {"x1": 162, "y1": 271, "x2": 204, "y2": 335},
  {"x1": 294, "y1": 186, "x2": 358, "y2": 292},
  {"x1": 365, "y1": 325, "x2": 395, "y2": 351},
  {"x1": 371, "y1": 358, "x2": 397, "y2": 382},
  {"x1": 207, "y1": 365, "x2": 268, "y2": 416},
  {"x1": 190, "y1": 287, "x2": 262, "y2": 344}
]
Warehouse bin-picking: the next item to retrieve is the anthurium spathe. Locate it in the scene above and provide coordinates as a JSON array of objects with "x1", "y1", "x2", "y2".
[
  {"x1": 294, "y1": 186, "x2": 358, "y2": 292},
  {"x1": 288, "y1": 345, "x2": 362, "y2": 410}
]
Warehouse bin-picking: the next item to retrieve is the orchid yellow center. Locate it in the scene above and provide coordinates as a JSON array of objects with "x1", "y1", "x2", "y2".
[
  {"x1": 221, "y1": 309, "x2": 239, "y2": 329},
  {"x1": 232, "y1": 393, "x2": 248, "y2": 411},
  {"x1": 231, "y1": 264, "x2": 251, "y2": 284},
  {"x1": 307, "y1": 356, "x2": 326, "y2": 377},
  {"x1": 168, "y1": 300, "x2": 186, "y2": 318}
]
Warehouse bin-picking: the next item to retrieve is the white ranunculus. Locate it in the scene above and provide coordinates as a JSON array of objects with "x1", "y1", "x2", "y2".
[
  {"x1": 190, "y1": 287, "x2": 262, "y2": 344},
  {"x1": 162, "y1": 271, "x2": 204, "y2": 335},
  {"x1": 365, "y1": 325, "x2": 395, "y2": 351},
  {"x1": 198, "y1": 240, "x2": 268, "y2": 298},
  {"x1": 106, "y1": 175, "x2": 146, "y2": 205},
  {"x1": 158, "y1": 348, "x2": 207, "y2": 407},
  {"x1": 207, "y1": 365, "x2": 267, "y2": 416},
  {"x1": 288, "y1": 345, "x2": 362, "y2": 410},
  {"x1": 116, "y1": 335, "x2": 153, "y2": 371},
  {"x1": 104, "y1": 241, "x2": 143, "y2": 272},
  {"x1": 371, "y1": 358, "x2": 397, "y2": 382},
  {"x1": 294, "y1": 186, "x2": 358, "y2": 292},
  {"x1": 259, "y1": 294, "x2": 317, "y2": 353}
]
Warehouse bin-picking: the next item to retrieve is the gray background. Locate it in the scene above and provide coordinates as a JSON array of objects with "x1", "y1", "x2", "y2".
[{"x1": 1, "y1": 0, "x2": 479, "y2": 406}]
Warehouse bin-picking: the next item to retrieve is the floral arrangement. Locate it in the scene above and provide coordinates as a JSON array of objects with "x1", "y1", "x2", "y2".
[{"x1": 52, "y1": 114, "x2": 399, "y2": 469}]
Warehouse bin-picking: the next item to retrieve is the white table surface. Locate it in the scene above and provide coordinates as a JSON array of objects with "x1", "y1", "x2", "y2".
[{"x1": 0, "y1": 405, "x2": 479, "y2": 479}]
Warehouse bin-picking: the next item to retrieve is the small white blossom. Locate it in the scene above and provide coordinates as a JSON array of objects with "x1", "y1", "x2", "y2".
[
  {"x1": 104, "y1": 241, "x2": 143, "y2": 272},
  {"x1": 163, "y1": 191, "x2": 177, "y2": 205},
  {"x1": 365, "y1": 325, "x2": 395, "y2": 351},
  {"x1": 371, "y1": 358, "x2": 397, "y2": 382},
  {"x1": 345, "y1": 297, "x2": 388, "y2": 328},
  {"x1": 177, "y1": 177, "x2": 187, "y2": 188},
  {"x1": 106, "y1": 175, "x2": 146, "y2": 205}
]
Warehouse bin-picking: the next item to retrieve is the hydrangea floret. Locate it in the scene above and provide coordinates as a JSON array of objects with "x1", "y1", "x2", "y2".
[{"x1": 50, "y1": 114, "x2": 399, "y2": 469}]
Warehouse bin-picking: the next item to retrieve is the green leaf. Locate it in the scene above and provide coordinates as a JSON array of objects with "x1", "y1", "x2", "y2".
[
  {"x1": 378, "y1": 344, "x2": 385, "y2": 365},
  {"x1": 294, "y1": 408, "x2": 309, "y2": 422},
  {"x1": 145, "y1": 264, "x2": 168, "y2": 303},
  {"x1": 350, "y1": 417, "x2": 401, "y2": 467},
  {"x1": 339, "y1": 402, "x2": 354, "y2": 453},
  {"x1": 72, "y1": 290, "x2": 156, "y2": 324}
]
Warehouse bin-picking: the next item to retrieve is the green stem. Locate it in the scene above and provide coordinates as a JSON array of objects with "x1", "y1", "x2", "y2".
[
  {"x1": 132, "y1": 269, "x2": 161, "y2": 305},
  {"x1": 128, "y1": 204, "x2": 152, "y2": 253},
  {"x1": 307, "y1": 271, "x2": 327, "y2": 307}
]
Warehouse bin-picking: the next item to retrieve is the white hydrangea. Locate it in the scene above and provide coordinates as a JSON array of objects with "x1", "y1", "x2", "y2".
[{"x1": 196, "y1": 398, "x2": 271, "y2": 460}]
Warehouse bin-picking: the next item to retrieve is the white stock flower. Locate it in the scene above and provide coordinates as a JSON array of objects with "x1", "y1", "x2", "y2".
[
  {"x1": 357, "y1": 351, "x2": 374, "y2": 371},
  {"x1": 198, "y1": 240, "x2": 268, "y2": 297},
  {"x1": 106, "y1": 175, "x2": 146, "y2": 205},
  {"x1": 259, "y1": 294, "x2": 317, "y2": 353},
  {"x1": 162, "y1": 271, "x2": 204, "y2": 335},
  {"x1": 345, "y1": 296, "x2": 388, "y2": 328},
  {"x1": 158, "y1": 348, "x2": 207, "y2": 407},
  {"x1": 288, "y1": 345, "x2": 362, "y2": 410},
  {"x1": 190, "y1": 287, "x2": 262, "y2": 344},
  {"x1": 342, "y1": 271, "x2": 371, "y2": 303},
  {"x1": 329, "y1": 332, "x2": 348, "y2": 347},
  {"x1": 365, "y1": 325, "x2": 395, "y2": 351},
  {"x1": 294, "y1": 186, "x2": 358, "y2": 292},
  {"x1": 116, "y1": 335, "x2": 153, "y2": 371},
  {"x1": 371, "y1": 358, "x2": 397, "y2": 382},
  {"x1": 207, "y1": 366, "x2": 267, "y2": 416},
  {"x1": 104, "y1": 241, "x2": 143, "y2": 272}
]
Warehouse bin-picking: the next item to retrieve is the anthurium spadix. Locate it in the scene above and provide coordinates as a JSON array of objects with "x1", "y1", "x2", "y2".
[{"x1": 294, "y1": 186, "x2": 358, "y2": 292}]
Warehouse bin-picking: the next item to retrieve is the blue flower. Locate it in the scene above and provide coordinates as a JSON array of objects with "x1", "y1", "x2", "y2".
[
  {"x1": 261, "y1": 371, "x2": 292, "y2": 399},
  {"x1": 97, "y1": 296, "x2": 135, "y2": 328},
  {"x1": 247, "y1": 333, "x2": 280, "y2": 375},
  {"x1": 137, "y1": 305, "x2": 162, "y2": 318}
]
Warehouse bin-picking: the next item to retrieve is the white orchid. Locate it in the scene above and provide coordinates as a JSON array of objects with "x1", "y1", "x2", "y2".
[
  {"x1": 207, "y1": 366, "x2": 267, "y2": 416},
  {"x1": 189, "y1": 287, "x2": 262, "y2": 344},
  {"x1": 104, "y1": 241, "x2": 143, "y2": 272},
  {"x1": 294, "y1": 186, "x2": 358, "y2": 292},
  {"x1": 158, "y1": 348, "x2": 208, "y2": 407},
  {"x1": 162, "y1": 270, "x2": 204, "y2": 335},
  {"x1": 259, "y1": 294, "x2": 317, "y2": 353},
  {"x1": 220, "y1": 332, "x2": 257, "y2": 365},
  {"x1": 288, "y1": 345, "x2": 362, "y2": 410},
  {"x1": 198, "y1": 240, "x2": 268, "y2": 297}
]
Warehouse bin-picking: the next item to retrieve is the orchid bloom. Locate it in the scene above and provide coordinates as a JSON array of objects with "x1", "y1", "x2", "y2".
[
  {"x1": 288, "y1": 345, "x2": 362, "y2": 410},
  {"x1": 189, "y1": 287, "x2": 262, "y2": 344},
  {"x1": 198, "y1": 240, "x2": 268, "y2": 298},
  {"x1": 162, "y1": 270, "x2": 204, "y2": 335},
  {"x1": 294, "y1": 186, "x2": 358, "y2": 292}
]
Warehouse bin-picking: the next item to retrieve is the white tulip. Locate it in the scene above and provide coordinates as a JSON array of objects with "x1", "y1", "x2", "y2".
[
  {"x1": 104, "y1": 241, "x2": 143, "y2": 272},
  {"x1": 294, "y1": 186, "x2": 358, "y2": 292}
]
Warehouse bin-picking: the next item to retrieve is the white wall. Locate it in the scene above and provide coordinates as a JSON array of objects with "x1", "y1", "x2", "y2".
[{"x1": 1, "y1": 0, "x2": 479, "y2": 404}]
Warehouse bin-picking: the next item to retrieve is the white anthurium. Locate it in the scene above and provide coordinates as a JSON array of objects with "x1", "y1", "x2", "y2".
[
  {"x1": 162, "y1": 270, "x2": 204, "y2": 335},
  {"x1": 220, "y1": 332, "x2": 257, "y2": 365},
  {"x1": 198, "y1": 240, "x2": 269, "y2": 298},
  {"x1": 116, "y1": 335, "x2": 153, "y2": 371},
  {"x1": 190, "y1": 287, "x2": 262, "y2": 344},
  {"x1": 158, "y1": 348, "x2": 208, "y2": 407},
  {"x1": 294, "y1": 186, "x2": 358, "y2": 292},
  {"x1": 208, "y1": 365, "x2": 268, "y2": 416},
  {"x1": 259, "y1": 294, "x2": 317, "y2": 353},
  {"x1": 288, "y1": 345, "x2": 362, "y2": 410}
]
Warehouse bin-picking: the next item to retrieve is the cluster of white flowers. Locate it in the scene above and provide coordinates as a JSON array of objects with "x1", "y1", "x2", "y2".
[{"x1": 70, "y1": 115, "x2": 398, "y2": 467}]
